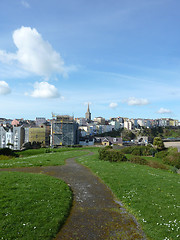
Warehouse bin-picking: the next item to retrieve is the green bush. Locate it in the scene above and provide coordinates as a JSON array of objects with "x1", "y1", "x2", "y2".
[
  {"x1": 155, "y1": 150, "x2": 168, "y2": 159},
  {"x1": 129, "y1": 156, "x2": 148, "y2": 165},
  {"x1": 153, "y1": 137, "x2": 165, "y2": 150},
  {"x1": 104, "y1": 145, "x2": 113, "y2": 149},
  {"x1": 120, "y1": 145, "x2": 155, "y2": 156},
  {"x1": 163, "y1": 153, "x2": 180, "y2": 169},
  {"x1": 131, "y1": 148, "x2": 142, "y2": 155},
  {"x1": 0, "y1": 148, "x2": 17, "y2": 157},
  {"x1": 98, "y1": 148, "x2": 127, "y2": 162},
  {"x1": 98, "y1": 148, "x2": 107, "y2": 160}
]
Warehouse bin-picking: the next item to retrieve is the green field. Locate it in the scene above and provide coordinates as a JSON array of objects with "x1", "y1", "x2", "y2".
[
  {"x1": 77, "y1": 150, "x2": 180, "y2": 240},
  {"x1": 0, "y1": 147, "x2": 179, "y2": 240},
  {"x1": 0, "y1": 171, "x2": 72, "y2": 240}
]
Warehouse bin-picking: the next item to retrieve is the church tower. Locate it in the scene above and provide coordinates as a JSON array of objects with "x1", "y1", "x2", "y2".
[{"x1": 85, "y1": 103, "x2": 91, "y2": 122}]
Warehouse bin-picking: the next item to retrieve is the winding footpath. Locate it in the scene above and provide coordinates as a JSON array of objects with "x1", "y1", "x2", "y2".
[{"x1": 0, "y1": 153, "x2": 147, "y2": 240}]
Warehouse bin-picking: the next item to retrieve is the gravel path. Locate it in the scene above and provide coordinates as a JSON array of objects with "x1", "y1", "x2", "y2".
[{"x1": 0, "y1": 154, "x2": 147, "y2": 240}]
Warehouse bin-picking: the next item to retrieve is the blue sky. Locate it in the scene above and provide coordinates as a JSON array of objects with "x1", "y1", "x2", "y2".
[{"x1": 0, "y1": 0, "x2": 180, "y2": 121}]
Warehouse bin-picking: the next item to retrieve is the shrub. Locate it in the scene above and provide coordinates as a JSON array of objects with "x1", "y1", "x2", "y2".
[
  {"x1": 120, "y1": 146, "x2": 134, "y2": 154},
  {"x1": 155, "y1": 150, "x2": 168, "y2": 159},
  {"x1": 129, "y1": 156, "x2": 148, "y2": 165},
  {"x1": 120, "y1": 145, "x2": 155, "y2": 156},
  {"x1": 163, "y1": 153, "x2": 180, "y2": 169},
  {"x1": 98, "y1": 148, "x2": 127, "y2": 162},
  {"x1": 107, "y1": 150, "x2": 127, "y2": 162},
  {"x1": 104, "y1": 145, "x2": 113, "y2": 149},
  {"x1": 98, "y1": 148, "x2": 108, "y2": 160},
  {"x1": 153, "y1": 137, "x2": 165, "y2": 150},
  {"x1": 131, "y1": 148, "x2": 142, "y2": 156},
  {"x1": 0, "y1": 148, "x2": 17, "y2": 157}
]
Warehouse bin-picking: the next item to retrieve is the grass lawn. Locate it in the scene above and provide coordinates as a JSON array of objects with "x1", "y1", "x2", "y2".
[
  {"x1": 0, "y1": 149, "x2": 89, "y2": 168},
  {"x1": 0, "y1": 171, "x2": 72, "y2": 240},
  {"x1": 77, "y1": 150, "x2": 180, "y2": 240}
]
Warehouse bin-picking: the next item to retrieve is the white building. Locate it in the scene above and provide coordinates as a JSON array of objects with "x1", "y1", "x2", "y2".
[
  {"x1": 6, "y1": 129, "x2": 13, "y2": 149},
  {"x1": 124, "y1": 120, "x2": 133, "y2": 130},
  {"x1": 0, "y1": 126, "x2": 6, "y2": 148}
]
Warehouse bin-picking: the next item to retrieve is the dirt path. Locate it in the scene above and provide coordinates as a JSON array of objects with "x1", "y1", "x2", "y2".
[{"x1": 0, "y1": 154, "x2": 147, "y2": 240}]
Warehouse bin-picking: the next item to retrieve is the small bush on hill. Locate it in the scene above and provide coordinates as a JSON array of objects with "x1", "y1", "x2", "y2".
[
  {"x1": 98, "y1": 148, "x2": 127, "y2": 162},
  {"x1": 0, "y1": 148, "x2": 17, "y2": 157},
  {"x1": 155, "y1": 150, "x2": 168, "y2": 159},
  {"x1": 131, "y1": 148, "x2": 142, "y2": 155},
  {"x1": 163, "y1": 153, "x2": 180, "y2": 169},
  {"x1": 120, "y1": 145, "x2": 156, "y2": 156},
  {"x1": 129, "y1": 156, "x2": 148, "y2": 165}
]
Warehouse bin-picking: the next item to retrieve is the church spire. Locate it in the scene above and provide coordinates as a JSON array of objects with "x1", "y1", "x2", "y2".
[
  {"x1": 87, "y1": 103, "x2": 90, "y2": 113},
  {"x1": 85, "y1": 103, "x2": 91, "y2": 122}
]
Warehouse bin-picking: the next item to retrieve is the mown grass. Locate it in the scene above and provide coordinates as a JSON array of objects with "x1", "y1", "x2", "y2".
[
  {"x1": 77, "y1": 150, "x2": 180, "y2": 240},
  {"x1": 0, "y1": 171, "x2": 72, "y2": 240},
  {"x1": 0, "y1": 150, "x2": 89, "y2": 168}
]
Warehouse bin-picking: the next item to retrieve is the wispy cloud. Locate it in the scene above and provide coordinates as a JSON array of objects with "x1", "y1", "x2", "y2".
[
  {"x1": 0, "y1": 26, "x2": 74, "y2": 78},
  {"x1": 109, "y1": 102, "x2": 118, "y2": 108},
  {"x1": 26, "y1": 81, "x2": 60, "y2": 98},
  {"x1": 124, "y1": 97, "x2": 150, "y2": 106},
  {"x1": 0, "y1": 81, "x2": 11, "y2": 95},
  {"x1": 21, "y1": 1, "x2": 30, "y2": 8},
  {"x1": 157, "y1": 108, "x2": 172, "y2": 114}
]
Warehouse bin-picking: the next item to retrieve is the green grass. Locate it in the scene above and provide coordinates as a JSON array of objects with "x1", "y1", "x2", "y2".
[
  {"x1": 77, "y1": 151, "x2": 180, "y2": 240},
  {"x1": 0, "y1": 171, "x2": 72, "y2": 240},
  {"x1": 16, "y1": 146, "x2": 98, "y2": 157},
  {"x1": 0, "y1": 150, "x2": 89, "y2": 168}
]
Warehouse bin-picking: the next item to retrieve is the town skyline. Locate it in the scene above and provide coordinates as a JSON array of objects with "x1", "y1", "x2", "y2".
[{"x1": 0, "y1": 1, "x2": 180, "y2": 120}]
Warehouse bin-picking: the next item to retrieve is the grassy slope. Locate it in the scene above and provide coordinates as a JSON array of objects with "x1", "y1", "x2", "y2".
[
  {"x1": 0, "y1": 150, "x2": 89, "y2": 168},
  {"x1": 0, "y1": 171, "x2": 72, "y2": 240},
  {"x1": 77, "y1": 150, "x2": 180, "y2": 240}
]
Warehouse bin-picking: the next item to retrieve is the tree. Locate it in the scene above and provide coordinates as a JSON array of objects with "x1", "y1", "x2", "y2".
[{"x1": 153, "y1": 137, "x2": 165, "y2": 150}]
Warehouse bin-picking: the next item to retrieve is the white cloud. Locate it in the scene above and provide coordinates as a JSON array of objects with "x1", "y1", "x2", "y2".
[
  {"x1": 0, "y1": 81, "x2": 11, "y2": 95},
  {"x1": 28, "y1": 82, "x2": 60, "y2": 98},
  {"x1": 109, "y1": 102, "x2": 118, "y2": 108},
  {"x1": 21, "y1": 1, "x2": 30, "y2": 8},
  {"x1": 0, "y1": 26, "x2": 71, "y2": 78},
  {"x1": 157, "y1": 108, "x2": 172, "y2": 114},
  {"x1": 124, "y1": 97, "x2": 150, "y2": 106}
]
